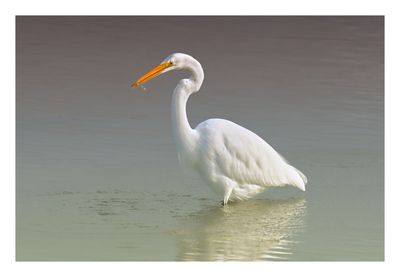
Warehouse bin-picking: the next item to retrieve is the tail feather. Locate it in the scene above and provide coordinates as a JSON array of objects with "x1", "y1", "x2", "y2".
[
  {"x1": 289, "y1": 166, "x2": 307, "y2": 191},
  {"x1": 295, "y1": 168, "x2": 308, "y2": 184}
]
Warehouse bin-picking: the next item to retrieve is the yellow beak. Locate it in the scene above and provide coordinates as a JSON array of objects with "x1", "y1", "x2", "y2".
[{"x1": 131, "y1": 62, "x2": 173, "y2": 89}]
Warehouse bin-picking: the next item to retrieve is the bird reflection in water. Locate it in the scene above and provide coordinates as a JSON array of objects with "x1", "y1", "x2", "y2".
[{"x1": 175, "y1": 198, "x2": 306, "y2": 261}]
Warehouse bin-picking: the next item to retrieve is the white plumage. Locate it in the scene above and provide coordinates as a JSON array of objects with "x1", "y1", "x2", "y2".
[{"x1": 132, "y1": 53, "x2": 307, "y2": 205}]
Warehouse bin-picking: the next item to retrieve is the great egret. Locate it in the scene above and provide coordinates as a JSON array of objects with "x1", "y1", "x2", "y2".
[{"x1": 132, "y1": 53, "x2": 307, "y2": 205}]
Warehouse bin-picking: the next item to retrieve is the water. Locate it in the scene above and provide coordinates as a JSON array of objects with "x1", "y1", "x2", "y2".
[{"x1": 16, "y1": 16, "x2": 384, "y2": 261}]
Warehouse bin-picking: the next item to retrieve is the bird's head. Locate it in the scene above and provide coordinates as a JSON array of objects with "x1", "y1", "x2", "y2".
[{"x1": 131, "y1": 53, "x2": 198, "y2": 89}]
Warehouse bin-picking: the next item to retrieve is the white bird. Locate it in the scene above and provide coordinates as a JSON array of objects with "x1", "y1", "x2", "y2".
[{"x1": 132, "y1": 53, "x2": 307, "y2": 205}]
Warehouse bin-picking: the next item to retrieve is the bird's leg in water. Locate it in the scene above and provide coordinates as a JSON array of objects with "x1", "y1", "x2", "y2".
[
  {"x1": 215, "y1": 177, "x2": 234, "y2": 206},
  {"x1": 223, "y1": 183, "x2": 233, "y2": 206}
]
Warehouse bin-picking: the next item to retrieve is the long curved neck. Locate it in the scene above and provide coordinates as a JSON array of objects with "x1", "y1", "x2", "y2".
[{"x1": 171, "y1": 57, "x2": 204, "y2": 161}]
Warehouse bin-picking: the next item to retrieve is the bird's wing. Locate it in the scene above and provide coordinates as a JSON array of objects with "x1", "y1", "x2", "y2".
[{"x1": 197, "y1": 119, "x2": 306, "y2": 191}]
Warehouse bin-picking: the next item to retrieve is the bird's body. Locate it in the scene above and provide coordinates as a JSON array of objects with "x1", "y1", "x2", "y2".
[
  {"x1": 133, "y1": 53, "x2": 307, "y2": 205},
  {"x1": 192, "y1": 118, "x2": 307, "y2": 202}
]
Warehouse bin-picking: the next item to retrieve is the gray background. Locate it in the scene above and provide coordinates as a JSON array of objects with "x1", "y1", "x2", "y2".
[{"x1": 17, "y1": 16, "x2": 383, "y2": 260}]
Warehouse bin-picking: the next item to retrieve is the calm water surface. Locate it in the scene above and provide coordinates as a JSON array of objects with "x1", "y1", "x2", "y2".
[{"x1": 16, "y1": 16, "x2": 383, "y2": 261}]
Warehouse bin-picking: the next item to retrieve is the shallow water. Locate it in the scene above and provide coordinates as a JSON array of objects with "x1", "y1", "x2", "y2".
[{"x1": 16, "y1": 16, "x2": 383, "y2": 261}]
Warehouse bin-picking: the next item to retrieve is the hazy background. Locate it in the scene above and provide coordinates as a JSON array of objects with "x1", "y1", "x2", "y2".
[{"x1": 16, "y1": 16, "x2": 384, "y2": 260}]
